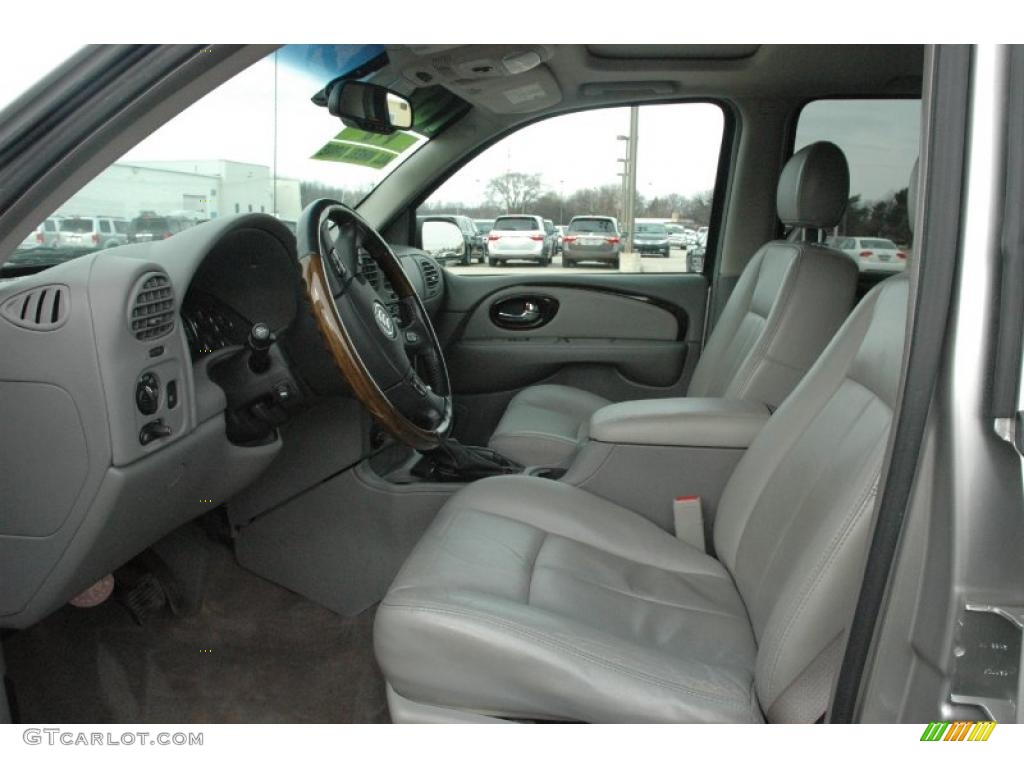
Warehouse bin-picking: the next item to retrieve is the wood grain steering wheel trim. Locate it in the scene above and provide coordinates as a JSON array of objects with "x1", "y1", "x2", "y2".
[{"x1": 299, "y1": 250, "x2": 448, "y2": 451}]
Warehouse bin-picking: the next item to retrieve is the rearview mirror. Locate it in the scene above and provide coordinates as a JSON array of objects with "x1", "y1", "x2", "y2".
[{"x1": 326, "y1": 80, "x2": 413, "y2": 134}]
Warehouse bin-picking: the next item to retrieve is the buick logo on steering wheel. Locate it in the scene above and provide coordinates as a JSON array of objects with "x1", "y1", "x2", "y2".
[{"x1": 373, "y1": 301, "x2": 397, "y2": 339}]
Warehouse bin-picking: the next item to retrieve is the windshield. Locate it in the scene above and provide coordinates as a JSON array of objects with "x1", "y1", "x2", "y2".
[
  {"x1": 861, "y1": 239, "x2": 898, "y2": 249},
  {"x1": 2, "y1": 45, "x2": 453, "y2": 275}
]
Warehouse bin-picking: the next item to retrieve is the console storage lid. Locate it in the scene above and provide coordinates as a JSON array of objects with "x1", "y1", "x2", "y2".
[{"x1": 589, "y1": 397, "x2": 771, "y2": 449}]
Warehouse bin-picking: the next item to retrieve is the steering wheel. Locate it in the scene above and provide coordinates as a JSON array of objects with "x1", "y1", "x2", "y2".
[{"x1": 296, "y1": 199, "x2": 452, "y2": 450}]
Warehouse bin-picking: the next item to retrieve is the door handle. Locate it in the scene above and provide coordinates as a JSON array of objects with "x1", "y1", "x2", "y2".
[
  {"x1": 489, "y1": 295, "x2": 558, "y2": 330},
  {"x1": 497, "y1": 301, "x2": 540, "y2": 324}
]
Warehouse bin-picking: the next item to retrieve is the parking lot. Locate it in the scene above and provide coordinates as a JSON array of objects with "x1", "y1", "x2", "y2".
[{"x1": 445, "y1": 246, "x2": 694, "y2": 275}]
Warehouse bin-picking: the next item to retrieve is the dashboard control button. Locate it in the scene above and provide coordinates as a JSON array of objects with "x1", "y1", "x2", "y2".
[
  {"x1": 148, "y1": 345, "x2": 164, "y2": 358},
  {"x1": 274, "y1": 382, "x2": 293, "y2": 403},
  {"x1": 136, "y1": 372, "x2": 160, "y2": 415},
  {"x1": 166, "y1": 379, "x2": 178, "y2": 409},
  {"x1": 139, "y1": 419, "x2": 172, "y2": 445}
]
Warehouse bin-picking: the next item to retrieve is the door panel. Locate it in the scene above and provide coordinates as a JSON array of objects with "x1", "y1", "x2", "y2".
[
  {"x1": 434, "y1": 271, "x2": 708, "y2": 444},
  {"x1": 462, "y1": 285, "x2": 679, "y2": 340}
]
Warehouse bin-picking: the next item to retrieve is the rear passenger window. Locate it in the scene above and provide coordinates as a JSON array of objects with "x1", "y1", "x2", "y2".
[
  {"x1": 795, "y1": 98, "x2": 921, "y2": 276},
  {"x1": 419, "y1": 102, "x2": 725, "y2": 275}
]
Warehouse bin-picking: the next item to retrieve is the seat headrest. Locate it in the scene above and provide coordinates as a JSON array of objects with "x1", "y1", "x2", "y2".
[
  {"x1": 908, "y1": 159, "x2": 919, "y2": 233},
  {"x1": 776, "y1": 141, "x2": 850, "y2": 229}
]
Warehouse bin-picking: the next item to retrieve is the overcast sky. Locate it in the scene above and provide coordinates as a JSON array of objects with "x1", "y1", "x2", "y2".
[
  {"x1": 429, "y1": 103, "x2": 724, "y2": 205},
  {"x1": 1, "y1": 45, "x2": 920, "y2": 205}
]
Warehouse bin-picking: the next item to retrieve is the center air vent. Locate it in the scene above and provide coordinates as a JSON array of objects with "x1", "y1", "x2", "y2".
[
  {"x1": 358, "y1": 251, "x2": 398, "y2": 303},
  {"x1": 357, "y1": 250, "x2": 381, "y2": 290},
  {"x1": 129, "y1": 272, "x2": 175, "y2": 341},
  {"x1": 418, "y1": 258, "x2": 442, "y2": 298},
  {"x1": 1, "y1": 284, "x2": 70, "y2": 331}
]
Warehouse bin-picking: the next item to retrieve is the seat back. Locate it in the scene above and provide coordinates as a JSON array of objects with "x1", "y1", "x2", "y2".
[
  {"x1": 687, "y1": 142, "x2": 858, "y2": 409},
  {"x1": 713, "y1": 270, "x2": 909, "y2": 720}
]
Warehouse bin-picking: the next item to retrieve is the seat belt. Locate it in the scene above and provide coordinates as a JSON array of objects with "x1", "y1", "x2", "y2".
[{"x1": 672, "y1": 496, "x2": 706, "y2": 551}]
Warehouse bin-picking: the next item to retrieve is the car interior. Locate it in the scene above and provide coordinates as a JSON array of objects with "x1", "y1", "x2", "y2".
[{"x1": 0, "y1": 43, "x2": 1021, "y2": 725}]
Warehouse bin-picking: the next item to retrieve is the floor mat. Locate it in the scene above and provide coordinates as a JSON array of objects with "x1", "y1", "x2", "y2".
[{"x1": 2, "y1": 530, "x2": 389, "y2": 723}]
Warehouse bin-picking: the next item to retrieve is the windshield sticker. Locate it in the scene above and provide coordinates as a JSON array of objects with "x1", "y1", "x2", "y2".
[{"x1": 311, "y1": 127, "x2": 419, "y2": 169}]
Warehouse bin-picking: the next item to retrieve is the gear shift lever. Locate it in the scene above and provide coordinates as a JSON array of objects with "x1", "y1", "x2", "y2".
[
  {"x1": 416, "y1": 438, "x2": 523, "y2": 482},
  {"x1": 248, "y1": 322, "x2": 274, "y2": 373}
]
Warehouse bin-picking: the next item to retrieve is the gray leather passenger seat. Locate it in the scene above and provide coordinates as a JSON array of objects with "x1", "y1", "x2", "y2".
[
  {"x1": 373, "y1": 160, "x2": 918, "y2": 724},
  {"x1": 375, "y1": 275, "x2": 909, "y2": 724},
  {"x1": 488, "y1": 141, "x2": 859, "y2": 468}
]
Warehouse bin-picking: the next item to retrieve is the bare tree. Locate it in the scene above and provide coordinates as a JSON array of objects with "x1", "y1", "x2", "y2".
[{"x1": 486, "y1": 172, "x2": 542, "y2": 213}]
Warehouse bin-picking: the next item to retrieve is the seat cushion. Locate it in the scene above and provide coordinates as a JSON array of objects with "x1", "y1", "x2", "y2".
[
  {"x1": 487, "y1": 384, "x2": 611, "y2": 467},
  {"x1": 374, "y1": 475, "x2": 761, "y2": 723}
]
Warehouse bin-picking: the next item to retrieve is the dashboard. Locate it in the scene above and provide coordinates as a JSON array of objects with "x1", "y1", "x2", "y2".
[
  {"x1": 0, "y1": 213, "x2": 444, "y2": 629},
  {"x1": 181, "y1": 245, "x2": 442, "y2": 360}
]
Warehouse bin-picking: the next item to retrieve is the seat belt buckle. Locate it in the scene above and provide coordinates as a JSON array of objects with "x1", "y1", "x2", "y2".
[{"x1": 673, "y1": 495, "x2": 705, "y2": 551}]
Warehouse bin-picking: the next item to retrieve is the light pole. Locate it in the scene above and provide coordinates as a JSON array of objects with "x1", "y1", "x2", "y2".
[
  {"x1": 616, "y1": 135, "x2": 630, "y2": 228},
  {"x1": 616, "y1": 108, "x2": 639, "y2": 253}
]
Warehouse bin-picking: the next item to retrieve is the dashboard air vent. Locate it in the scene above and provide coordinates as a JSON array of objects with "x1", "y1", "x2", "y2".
[
  {"x1": 357, "y1": 250, "x2": 381, "y2": 290},
  {"x1": 1, "y1": 284, "x2": 70, "y2": 331},
  {"x1": 358, "y1": 250, "x2": 399, "y2": 303},
  {"x1": 129, "y1": 272, "x2": 175, "y2": 341},
  {"x1": 418, "y1": 258, "x2": 442, "y2": 298}
]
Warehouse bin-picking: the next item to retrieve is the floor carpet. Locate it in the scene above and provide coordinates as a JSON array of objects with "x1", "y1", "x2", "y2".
[{"x1": 2, "y1": 527, "x2": 388, "y2": 723}]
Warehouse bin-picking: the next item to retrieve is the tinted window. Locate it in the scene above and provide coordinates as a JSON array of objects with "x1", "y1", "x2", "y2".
[
  {"x1": 569, "y1": 218, "x2": 616, "y2": 234},
  {"x1": 131, "y1": 217, "x2": 171, "y2": 234},
  {"x1": 99, "y1": 220, "x2": 111, "y2": 233},
  {"x1": 59, "y1": 218, "x2": 93, "y2": 233},
  {"x1": 796, "y1": 98, "x2": 920, "y2": 274},
  {"x1": 636, "y1": 223, "x2": 668, "y2": 235},
  {"x1": 493, "y1": 217, "x2": 539, "y2": 231},
  {"x1": 860, "y1": 238, "x2": 898, "y2": 249}
]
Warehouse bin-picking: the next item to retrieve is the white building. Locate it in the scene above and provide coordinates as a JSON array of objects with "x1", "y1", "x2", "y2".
[{"x1": 56, "y1": 160, "x2": 302, "y2": 224}]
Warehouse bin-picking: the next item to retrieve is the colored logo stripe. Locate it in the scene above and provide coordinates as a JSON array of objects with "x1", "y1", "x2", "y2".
[{"x1": 920, "y1": 721, "x2": 996, "y2": 741}]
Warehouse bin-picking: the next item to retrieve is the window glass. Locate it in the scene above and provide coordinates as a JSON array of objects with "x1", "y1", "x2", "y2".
[
  {"x1": 568, "y1": 218, "x2": 617, "y2": 234},
  {"x1": 795, "y1": 98, "x2": 920, "y2": 275},
  {"x1": 2, "y1": 45, "x2": 439, "y2": 275},
  {"x1": 59, "y1": 218, "x2": 93, "y2": 233},
  {"x1": 421, "y1": 102, "x2": 724, "y2": 274},
  {"x1": 493, "y1": 216, "x2": 541, "y2": 231}
]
